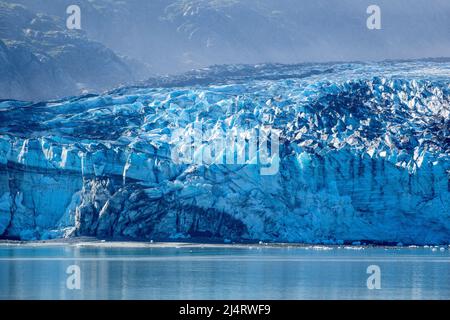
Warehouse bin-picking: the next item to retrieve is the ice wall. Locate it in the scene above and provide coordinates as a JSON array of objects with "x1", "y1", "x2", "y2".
[{"x1": 0, "y1": 61, "x2": 449, "y2": 244}]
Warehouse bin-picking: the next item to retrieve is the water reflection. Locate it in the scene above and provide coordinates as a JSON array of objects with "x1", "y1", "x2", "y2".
[{"x1": 0, "y1": 245, "x2": 449, "y2": 299}]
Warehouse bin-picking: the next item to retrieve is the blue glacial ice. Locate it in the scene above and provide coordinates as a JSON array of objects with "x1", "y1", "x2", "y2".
[{"x1": 0, "y1": 61, "x2": 449, "y2": 244}]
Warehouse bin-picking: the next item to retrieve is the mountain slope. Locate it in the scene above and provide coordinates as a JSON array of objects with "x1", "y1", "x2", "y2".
[
  {"x1": 0, "y1": 1, "x2": 149, "y2": 101},
  {"x1": 4, "y1": 0, "x2": 450, "y2": 74}
]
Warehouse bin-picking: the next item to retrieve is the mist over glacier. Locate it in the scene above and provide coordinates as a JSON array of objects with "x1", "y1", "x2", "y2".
[
  {"x1": 0, "y1": 61, "x2": 449, "y2": 244},
  {"x1": 4, "y1": 0, "x2": 450, "y2": 74},
  {"x1": 2, "y1": 0, "x2": 450, "y2": 101}
]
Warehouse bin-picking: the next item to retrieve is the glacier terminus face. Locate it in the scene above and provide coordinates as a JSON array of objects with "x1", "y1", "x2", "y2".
[{"x1": 0, "y1": 60, "x2": 449, "y2": 244}]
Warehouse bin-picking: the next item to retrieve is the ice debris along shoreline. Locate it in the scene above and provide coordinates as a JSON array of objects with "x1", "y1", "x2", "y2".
[
  {"x1": 0, "y1": 238, "x2": 449, "y2": 252},
  {"x1": 0, "y1": 61, "x2": 449, "y2": 244}
]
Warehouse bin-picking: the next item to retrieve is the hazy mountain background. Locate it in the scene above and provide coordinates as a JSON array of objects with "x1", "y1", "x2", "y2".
[
  {"x1": 0, "y1": 1, "x2": 149, "y2": 101},
  {"x1": 1, "y1": 0, "x2": 449, "y2": 101}
]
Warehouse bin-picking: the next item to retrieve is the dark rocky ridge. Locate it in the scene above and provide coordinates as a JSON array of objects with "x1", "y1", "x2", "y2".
[{"x1": 0, "y1": 1, "x2": 149, "y2": 101}]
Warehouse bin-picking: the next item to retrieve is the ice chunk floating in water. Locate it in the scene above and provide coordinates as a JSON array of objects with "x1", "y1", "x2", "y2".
[{"x1": 0, "y1": 60, "x2": 449, "y2": 244}]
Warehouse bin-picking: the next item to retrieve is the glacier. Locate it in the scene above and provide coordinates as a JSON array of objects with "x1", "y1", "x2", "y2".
[{"x1": 0, "y1": 60, "x2": 449, "y2": 244}]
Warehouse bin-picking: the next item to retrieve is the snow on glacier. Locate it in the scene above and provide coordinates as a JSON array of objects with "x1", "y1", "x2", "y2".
[{"x1": 0, "y1": 61, "x2": 449, "y2": 244}]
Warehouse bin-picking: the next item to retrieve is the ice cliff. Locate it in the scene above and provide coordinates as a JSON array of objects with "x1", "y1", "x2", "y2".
[{"x1": 0, "y1": 61, "x2": 449, "y2": 244}]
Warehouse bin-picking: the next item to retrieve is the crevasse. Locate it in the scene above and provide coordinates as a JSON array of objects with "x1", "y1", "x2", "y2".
[{"x1": 0, "y1": 61, "x2": 449, "y2": 244}]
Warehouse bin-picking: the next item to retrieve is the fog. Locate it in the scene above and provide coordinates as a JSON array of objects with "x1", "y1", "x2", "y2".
[{"x1": 3, "y1": 0, "x2": 450, "y2": 74}]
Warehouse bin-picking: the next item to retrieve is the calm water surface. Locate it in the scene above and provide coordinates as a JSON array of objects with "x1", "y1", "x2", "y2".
[{"x1": 1, "y1": 245, "x2": 449, "y2": 299}]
